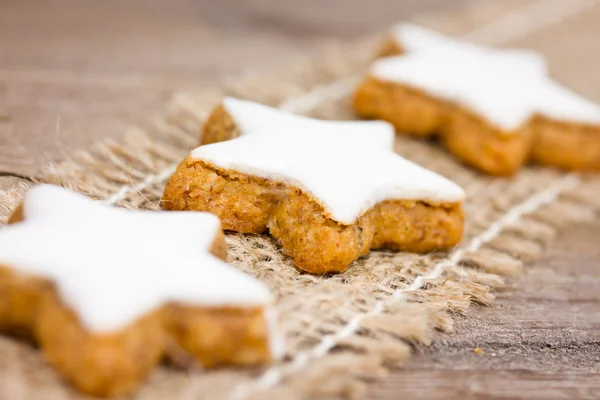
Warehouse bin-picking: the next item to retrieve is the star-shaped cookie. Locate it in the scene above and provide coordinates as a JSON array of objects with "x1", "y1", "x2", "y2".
[
  {"x1": 163, "y1": 100, "x2": 465, "y2": 274},
  {"x1": 0, "y1": 185, "x2": 283, "y2": 397},
  {"x1": 355, "y1": 23, "x2": 600, "y2": 175}
]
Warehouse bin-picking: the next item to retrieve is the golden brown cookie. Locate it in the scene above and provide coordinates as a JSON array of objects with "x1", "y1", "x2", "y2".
[
  {"x1": 164, "y1": 100, "x2": 465, "y2": 273},
  {"x1": 354, "y1": 24, "x2": 600, "y2": 175},
  {"x1": 530, "y1": 116, "x2": 600, "y2": 171},
  {"x1": 163, "y1": 159, "x2": 463, "y2": 274},
  {"x1": 353, "y1": 76, "x2": 447, "y2": 138},
  {"x1": 0, "y1": 185, "x2": 282, "y2": 397},
  {"x1": 442, "y1": 105, "x2": 534, "y2": 176}
]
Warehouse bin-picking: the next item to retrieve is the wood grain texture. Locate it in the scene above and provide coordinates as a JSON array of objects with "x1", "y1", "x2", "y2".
[
  {"x1": 369, "y1": 221, "x2": 600, "y2": 399},
  {"x1": 0, "y1": 0, "x2": 599, "y2": 399}
]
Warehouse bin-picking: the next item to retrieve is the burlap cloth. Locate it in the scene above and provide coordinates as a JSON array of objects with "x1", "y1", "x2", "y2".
[{"x1": 2, "y1": 0, "x2": 600, "y2": 399}]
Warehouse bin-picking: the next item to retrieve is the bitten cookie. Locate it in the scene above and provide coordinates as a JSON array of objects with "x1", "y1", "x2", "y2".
[
  {"x1": 354, "y1": 23, "x2": 600, "y2": 175},
  {"x1": 0, "y1": 185, "x2": 283, "y2": 397},
  {"x1": 163, "y1": 100, "x2": 465, "y2": 274}
]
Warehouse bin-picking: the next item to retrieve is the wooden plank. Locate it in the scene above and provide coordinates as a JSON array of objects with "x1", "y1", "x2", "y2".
[
  {"x1": 369, "y1": 370, "x2": 600, "y2": 399},
  {"x1": 369, "y1": 221, "x2": 600, "y2": 399}
]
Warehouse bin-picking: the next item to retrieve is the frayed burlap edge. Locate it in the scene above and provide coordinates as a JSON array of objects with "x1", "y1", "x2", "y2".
[{"x1": 2, "y1": 1, "x2": 600, "y2": 399}]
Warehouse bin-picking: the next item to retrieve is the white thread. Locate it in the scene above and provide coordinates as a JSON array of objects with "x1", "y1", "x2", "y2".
[
  {"x1": 230, "y1": 173, "x2": 580, "y2": 400},
  {"x1": 278, "y1": 75, "x2": 362, "y2": 114},
  {"x1": 103, "y1": 165, "x2": 177, "y2": 205}
]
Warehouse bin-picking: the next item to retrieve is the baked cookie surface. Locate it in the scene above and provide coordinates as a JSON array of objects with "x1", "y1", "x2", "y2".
[
  {"x1": 354, "y1": 23, "x2": 600, "y2": 175},
  {"x1": 163, "y1": 100, "x2": 465, "y2": 274},
  {"x1": 0, "y1": 185, "x2": 283, "y2": 397}
]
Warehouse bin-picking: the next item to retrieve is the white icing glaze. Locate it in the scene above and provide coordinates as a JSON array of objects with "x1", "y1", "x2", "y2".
[
  {"x1": 373, "y1": 23, "x2": 600, "y2": 129},
  {"x1": 392, "y1": 22, "x2": 468, "y2": 53},
  {"x1": 390, "y1": 23, "x2": 548, "y2": 76},
  {"x1": 191, "y1": 126, "x2": 465, "y2": 224},
  {"x1": 372, "y1": 54, "x2": 536, "y2": 129},
  {"x1": 535, "y1": 80, "x2": 600, "y2": 125},
  {"x1": 0, "y1": 185, "x2": 279, "y2": 345},
  {"x1": 221, "y1": 97, "x2": 396, "y2": 150}
]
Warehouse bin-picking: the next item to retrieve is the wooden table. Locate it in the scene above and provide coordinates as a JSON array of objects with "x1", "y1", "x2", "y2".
[{"x1": 1, "y1": 1, "x2": 599, "y2": 398}]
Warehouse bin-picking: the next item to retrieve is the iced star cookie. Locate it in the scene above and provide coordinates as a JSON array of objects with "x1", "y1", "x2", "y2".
[
  {"x1": 0, "y1": 185, "x2": 283, "y2": 397},
  {"x1": 201, "y1": 96, "x2": 396, "y2": 150},
  {"x1": 163, "y1": 106, "x2": 466, "y2": 274},
  {"x1": 354, "y1": 24, "x2": 600, "y2": 175}
]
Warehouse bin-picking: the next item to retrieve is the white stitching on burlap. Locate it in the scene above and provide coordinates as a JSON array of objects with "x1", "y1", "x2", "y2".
[
  {"x1": 103, "y1": 165, "x2": 177, "y2": 206},
  {"x1": 278, "y1": 75, "x2": 362, "y2": 114},
  {"x1": 229, "y1": 174, "x2": 580, "y2": 399}
]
